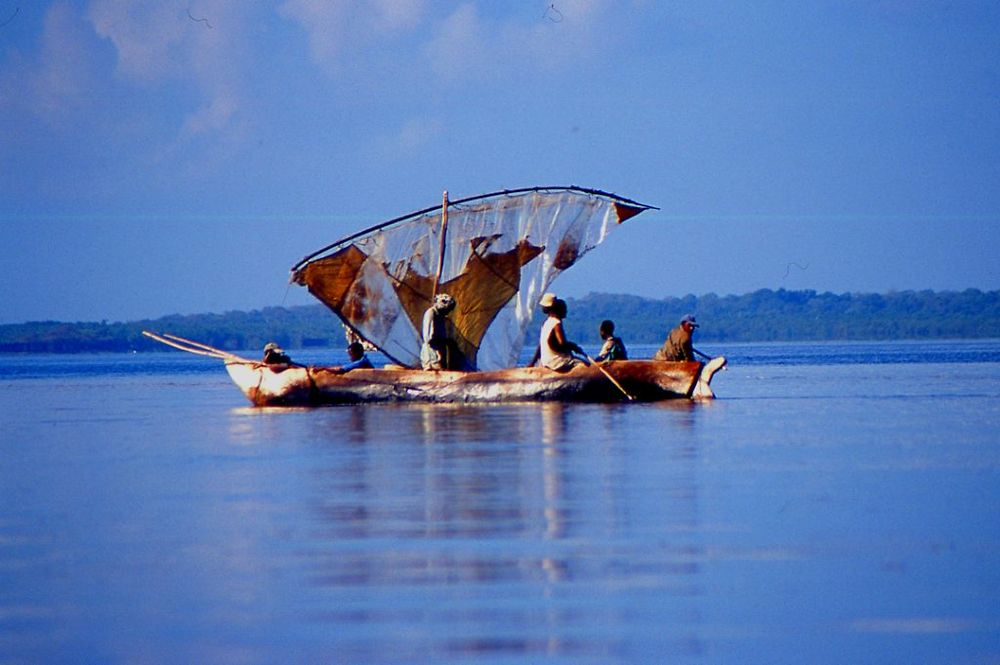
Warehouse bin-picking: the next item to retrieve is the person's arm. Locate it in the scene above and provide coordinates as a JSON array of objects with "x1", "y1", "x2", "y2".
[
  {"x1": 550, "y1": 322, "x2": 582, "y2": 355},
  {"x1": 681, "y1": 336, "x2": 694, "y2": 361},
  {"x1": 340, "y1": 356, "x2": 370, "y2": 372},
  {"x1": 528, "y1": 345, "x2": 540, "y2": 367},
  {"x1": 422, "y1": 309, "x2": 435, "y2": 344}
]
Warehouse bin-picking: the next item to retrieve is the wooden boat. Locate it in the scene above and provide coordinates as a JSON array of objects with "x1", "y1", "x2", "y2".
[
  {"x1": 221, "y1": 357, "x2": 728, "y2": 406},
  {"x1": 145, "y1": 186, "x2": 726, "y2": 405}
]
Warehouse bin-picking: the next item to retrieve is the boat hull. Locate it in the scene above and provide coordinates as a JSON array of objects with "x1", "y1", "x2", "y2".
[{"x1": 224, "y1": 358, "x2": 727, "y2": 406}]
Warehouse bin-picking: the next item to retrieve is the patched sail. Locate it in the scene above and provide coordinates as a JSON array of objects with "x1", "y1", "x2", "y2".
[{"x1": 291, "y1": 187, "x2": 655, "y2": 370}]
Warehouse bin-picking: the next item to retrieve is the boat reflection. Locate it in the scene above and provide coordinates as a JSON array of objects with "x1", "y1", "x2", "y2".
[{"x1": 289, "y1": 402, "x2": 707, "y2": 658}]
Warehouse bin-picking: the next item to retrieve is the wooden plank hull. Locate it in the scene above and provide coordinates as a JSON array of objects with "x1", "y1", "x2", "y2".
[{"x1": 224, "y1": 358, "x2": 727, "y2": 406}]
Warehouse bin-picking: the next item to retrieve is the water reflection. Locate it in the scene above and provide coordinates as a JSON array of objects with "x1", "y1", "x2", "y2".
[
  {"x1": 291, "y1": 403, "x2": 706, "y2": 659},
  {"x1": 6, "y1": 350, "x2": 999, "y2": 662}
]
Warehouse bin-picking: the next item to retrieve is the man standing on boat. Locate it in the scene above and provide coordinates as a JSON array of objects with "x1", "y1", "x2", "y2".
[
  {"x1": 531, "y1": 293, "x2": 587, "y2": 371},
  {"x1": 654, "y1": 314, "x2": 700, "y2": 362},
  {"x1": 421, "y1": 293, "x2": 463, "y2": 370}
]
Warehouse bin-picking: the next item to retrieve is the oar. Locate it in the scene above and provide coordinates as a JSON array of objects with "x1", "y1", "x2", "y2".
[
  {"x1": 693, "y1": 347, "x2": 727, "y2": 370},
  {"x1": 693, "y1": 347, "x2": 713, "y2": 361},
  {"x1": 583, "y1": 353, "x2": 635, "y2": 401}
]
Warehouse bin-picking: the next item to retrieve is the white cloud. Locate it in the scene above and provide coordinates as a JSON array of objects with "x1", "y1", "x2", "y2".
[
  {"x1": 396, "y1": 116, "x2": 443, "y2": 152},
  {"x1": 278, "y1": 0, "x2": 426, "y2": 71},
  {"x1": 276, "y1": 1, "x2": 350, "y2": 66},
  {"x1": 181, "y1": 92, "x2": 238, "y2": 137},
  {"x1": 370, "y1": 0, "x2": 425, "y2": 31},
  {"x1": 0, "y1": 2, "x2": 99, "y2": 123},
  {"x1": 424, "y1": 3, "x2": 483, "y2": 80},
  {"x1": 273, "y1": 1, "x2": 610, "y2": 86},
  {"x1": 374, "y1": 116, "x2": 443, "y2": 159},
  {"x1": 0, "y1": 0, "x2": 615, "y2": 152},
  {"x1": 424, "y1": 0, "x2": 611, "y2": 83},
  {"x1": 87, "y1": 1, "x2": 187, "y2": 82},
  {"x1": 87, "y1": 0, "x2": 252, "y2": 138}
]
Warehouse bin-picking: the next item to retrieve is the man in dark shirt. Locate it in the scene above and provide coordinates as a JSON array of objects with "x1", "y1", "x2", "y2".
[
  {"x1": 262, "y1": 342, "x2": 292, "y2": 365},
  {"x1": 337, "y1": 342, "x2": 373, "y2": 372},
  {"x1": 654, "y1": 314, "x2": 699, "y2": 361}
]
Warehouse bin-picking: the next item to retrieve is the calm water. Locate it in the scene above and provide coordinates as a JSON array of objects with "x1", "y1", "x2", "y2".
[{"x1": 1, "y1": 341, "x2": 998, "y2": 664}]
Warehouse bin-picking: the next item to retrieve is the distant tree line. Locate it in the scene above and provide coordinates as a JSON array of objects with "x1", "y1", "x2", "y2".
[
  {"x1": 0, "y1": 307, "x2": 342, "y2": 354},
  {"x1": 562, "y1": 288, "x2": 1000, "y2": 344},
  {"x1": 1, "y1": 289, "x2": 997, "y2": 353}
]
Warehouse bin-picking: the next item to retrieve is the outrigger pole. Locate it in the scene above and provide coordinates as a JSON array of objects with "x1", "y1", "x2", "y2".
[{"x1": 142, "y1": 331, "x2": 253, "y2": 363}]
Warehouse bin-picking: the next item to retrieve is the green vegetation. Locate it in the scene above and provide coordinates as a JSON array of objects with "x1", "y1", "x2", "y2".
[
  {"x1": 564, "y1": 288, "x2": 1000, "y2": 344},
  {"x1": 0, "y1": 307, "x2": 343, "y2": 353},
  {"x1": 1, "y1": 289, "x2": 997, "y2": 353}
]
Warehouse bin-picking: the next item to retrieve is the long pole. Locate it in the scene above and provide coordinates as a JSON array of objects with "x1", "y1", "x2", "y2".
[
  {"x1": 432, "y1": 190, "x2": 449, "y2": 298},
  {"x1": 142, "y1": 331, "x2": 252, "y2": 362},
  {"x1": 584, "y1": 353, "x2": 636, "y2": 401}
]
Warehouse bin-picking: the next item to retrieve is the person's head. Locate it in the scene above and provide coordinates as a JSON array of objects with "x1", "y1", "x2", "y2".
[
  {"x1": 264, "y1": 342, "x2": 282, "y2": 354},
  {"x1": 599, "y1": 320, "x2": 615, "y2": 339},
  {"x1": 346, "y1": 342, "x2": 365, "y2": 361},
  {"x1": 539, "y1": 292, "x2": 567, "y2": 318},
  {"x1": 549, "y1": 298, "x2": 568, "y2": 319},
  {"x1": 433, "y1": 293, "x2": 457, "y2": 314},
  {"x1": 680, "y1": 314, "x2": 699, "y2": 332},
  {"x1": 539, "y1": 292, "x2": 557, "y2": 313}
]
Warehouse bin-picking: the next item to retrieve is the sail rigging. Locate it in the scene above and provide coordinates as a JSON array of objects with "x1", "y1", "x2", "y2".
[{"x1": 291, "y1": 186, "x2": 656, "y2": 370}]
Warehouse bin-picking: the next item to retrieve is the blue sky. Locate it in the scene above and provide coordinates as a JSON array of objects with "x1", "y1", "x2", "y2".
[{"x1": 2, "y1": 1, "x2": 998, "y2": 324}]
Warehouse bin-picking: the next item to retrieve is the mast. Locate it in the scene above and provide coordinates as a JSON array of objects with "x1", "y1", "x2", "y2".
[{"x1": 432, "y1": 190, "x2": 449, "y2": 298}]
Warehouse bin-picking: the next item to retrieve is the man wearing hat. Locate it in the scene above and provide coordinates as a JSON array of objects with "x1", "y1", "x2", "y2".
[
  {"x1": 654, "y1": 314, "x2": 699, "y2": 362},
  {"x1": 262, "y1": 342, "x2": 292, "y2": 365},
  {"x1": 421, "y1": 293, "x2": 463, "y2": 370},
  {"x1": 530, "y1": 292, "x2": 586, "y2": 371}
]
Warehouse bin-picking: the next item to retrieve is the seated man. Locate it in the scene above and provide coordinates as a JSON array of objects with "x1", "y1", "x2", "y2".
[
  {"x1": 654, "y1": 314, "x2": 699, "y2": 362},
  {"x1": 336, "y1": 341, "x2": 374, "y2": 373},
  {"x1": 262, "y1": 342, "x2": 291, "y2": 365},
  {"x1": 533, "y1": 293, "x2": 587, "y2": 372},
  {"x1": 594, "y1": 319, "x2": 628, "y2": 362}
]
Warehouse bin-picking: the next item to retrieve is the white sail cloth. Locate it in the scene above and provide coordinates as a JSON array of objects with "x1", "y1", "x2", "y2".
[{"x1": 291, "y1": 188, "x2": 652, "y2": 370}]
